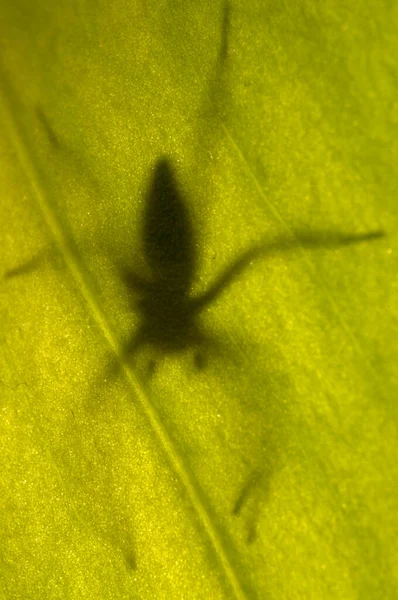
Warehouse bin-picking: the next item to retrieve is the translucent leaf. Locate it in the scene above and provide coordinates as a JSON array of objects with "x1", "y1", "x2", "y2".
[{"x1": 1, "y1": 1, "x2": 396, "y2": 598}]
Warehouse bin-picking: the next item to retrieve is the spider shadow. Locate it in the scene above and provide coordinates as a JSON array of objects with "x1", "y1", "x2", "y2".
[{"x1": 110, "y1": 155, "x2": 385, "y2": 379}]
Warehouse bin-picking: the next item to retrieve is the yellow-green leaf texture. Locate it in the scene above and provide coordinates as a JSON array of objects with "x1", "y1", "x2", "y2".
[{"x1": 1, "y1": 1, "x2": 397, "y2": 599}]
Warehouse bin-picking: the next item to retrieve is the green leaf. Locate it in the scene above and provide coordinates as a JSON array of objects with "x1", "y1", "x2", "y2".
[{"x1": 1, "y1": 1, "x2": 396, "y2": 598}]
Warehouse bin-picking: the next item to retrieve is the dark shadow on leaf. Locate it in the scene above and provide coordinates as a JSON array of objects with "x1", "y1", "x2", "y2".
[
  {"x1": 113, "y1": 155, "x2": 385, "y2": 377},
  {"x1": 36, "y1": 105, "x2": 61, "y2": 149},
  {"x1": 3, "y1": 242, "x2": 64, "y2": 281},
  {"x1": 232, "y1": 468, "x2": 266, "y2": 544},
  {"x1": 4, "y1": 250, "x2": 48, "y2": 279},
  {"x1": 232, "y1": 469, "x2": 262, "y2": 517}
]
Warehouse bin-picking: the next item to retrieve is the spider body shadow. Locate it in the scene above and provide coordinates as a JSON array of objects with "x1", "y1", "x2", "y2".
[
  {"x1": 120, "y1": 157, "x2": 218, "y2": 370},
  {"x1": 117, "y1": 157, "x2": 384, "y2": 374}
]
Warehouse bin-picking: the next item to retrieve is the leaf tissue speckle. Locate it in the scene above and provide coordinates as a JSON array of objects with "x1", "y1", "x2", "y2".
[{"x1": 0, "y1": 1, "x2": 396, "y2": 599}]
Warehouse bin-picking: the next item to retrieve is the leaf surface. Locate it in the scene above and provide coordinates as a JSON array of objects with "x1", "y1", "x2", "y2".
[{"x1": 1, "y1": 1, "x2": 397, "y2": 598}]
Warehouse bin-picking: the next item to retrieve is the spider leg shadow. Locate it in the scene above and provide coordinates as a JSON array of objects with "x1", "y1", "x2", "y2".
[
  {"x1": 232, "y1": 469, "x2": 266, "y2": 544},
  {"x1": 232, "y1": 469, "x2": 262, "y2": 516},
  {"x1": 4, "y1": 252, "x2": 46, "y2": 280},
  {"x1": 193, "y1": 228, "x2": 386, "y2": 312},
  {"x1": 3, "y1": 245, "x2": 60, "y2": 281},
  {"x1": 120, "y1": 267, "x2": 152, "y2": 293}
]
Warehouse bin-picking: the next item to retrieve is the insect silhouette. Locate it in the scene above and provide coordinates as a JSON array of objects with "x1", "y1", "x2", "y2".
[
  {"x1": 119, "y1": 157, "x2": 218, "y2": 370},
  {"x1": 116, "y1": 156, "x2": 384, "y2": 373}
]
